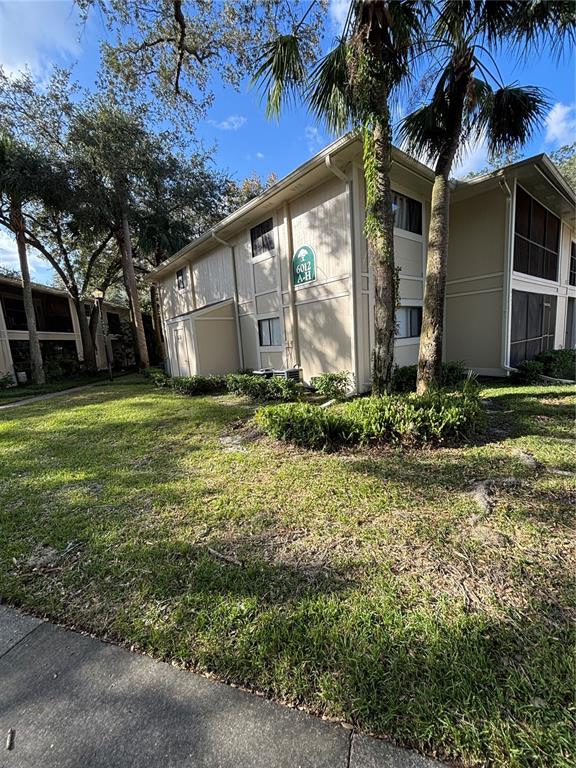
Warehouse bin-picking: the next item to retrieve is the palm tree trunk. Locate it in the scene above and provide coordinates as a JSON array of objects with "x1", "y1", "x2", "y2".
[
  {"x1": 416, "y1": 55, "x2": 473, "y2": 395},
  {"x1": 9, "y1": 199, "x2": 45, "y2": 384},
  {"x1": 150, "y1": 284, "x2": 165, "y2": 362},
  {"x1": 115, "y1": 212, "x2": 150, "y2": 368},
  {"x1": 366, "y1": 112, "x2": 396, "y2": 395},
  {"x1": 74, "y1": 296, "x2": 97, "y2": 372},
  {"x1": 416, "y1": 171, "x2": 450, "y2": 394}
]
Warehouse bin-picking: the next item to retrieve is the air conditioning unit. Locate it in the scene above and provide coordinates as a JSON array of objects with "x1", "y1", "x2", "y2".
[{"x1": 272, "y1": 367, "x2": 302, "y2": 381}]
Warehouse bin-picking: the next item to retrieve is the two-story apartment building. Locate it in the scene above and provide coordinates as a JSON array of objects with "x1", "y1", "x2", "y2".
[
  {"x1": 148, "y1": 135, "x2": 575, "y2": 390},
  {"x1": 0, "y1": 277, "x2": 138, "y2": 381}
]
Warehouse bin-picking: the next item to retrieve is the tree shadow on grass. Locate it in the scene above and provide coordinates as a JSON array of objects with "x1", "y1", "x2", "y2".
[{"x1": 43, "y1": 529, "x2": 574, "y2": 768}]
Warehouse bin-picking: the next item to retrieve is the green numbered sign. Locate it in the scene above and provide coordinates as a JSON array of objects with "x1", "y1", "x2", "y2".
[{"x1": 292, "y1": 245, "x2": 316, "y2": 286}]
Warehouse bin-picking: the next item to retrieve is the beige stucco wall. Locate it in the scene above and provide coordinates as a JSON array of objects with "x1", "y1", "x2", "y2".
[
  {"x1": 445, "y1": 188, "x2": 507, "y2": 372},
  {"x1": 194, "y1": 301, "x2": 240, "y2": 375}
]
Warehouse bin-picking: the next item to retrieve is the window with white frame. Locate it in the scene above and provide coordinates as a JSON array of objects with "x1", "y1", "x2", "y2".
[
  {"x1": 176, "y1": 267, "x2": 187, "y2": 290},
  {"x1": 258, "y1": 317, "x2": 282, "y2": 347},
  {"x1": 396, "y1": 306, "x2": 422, "y2": 339},
  {"x1": 569, "y1": 242, "x2": 576, "y2": 287},
  {"x1": 250, "y1": 218, "x2": 274, "y2": 258},
  {"x1": 392, "y1": 191, "x2": 422, "y2": 235}
]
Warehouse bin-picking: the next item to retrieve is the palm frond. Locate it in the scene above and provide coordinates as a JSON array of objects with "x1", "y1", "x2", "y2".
[
  {"x1": 398, "y1": 100, "x2": 447, "y2": 165},
  {"x1": 507, "y1": 0, "x2": 576, "y2": 61},
  {"x1": 307, "y1": 38, "x2": 352, "y2": 134},
  {"x1": 251, "y1": 34, "x2": 307, "y2": 119},
  {"x1": 478, "y1": 84, "x2": 550, "y2": 158}
]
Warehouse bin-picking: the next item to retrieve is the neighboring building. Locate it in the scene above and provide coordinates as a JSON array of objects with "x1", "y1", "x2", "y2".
[
  {"x1": 0, "y1": 277, "x2": 138, "y2": 381},
  {"x1": 148, "y1": 135, "x2": 576, "y2": 390}
]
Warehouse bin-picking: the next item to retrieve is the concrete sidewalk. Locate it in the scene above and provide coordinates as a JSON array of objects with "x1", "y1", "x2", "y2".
[{"x1": 0, "y1": 605, "x2": 443, "y2": 768}]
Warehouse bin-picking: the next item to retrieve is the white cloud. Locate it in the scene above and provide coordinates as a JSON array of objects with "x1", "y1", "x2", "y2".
[
  {"x1": 208, "y1": 114, "x2": 247, "y2": 131},
  {"x1": 0, "y1": 1, "x2": 80, "y2": 76},
  {"x1": 545, "y1": 102, "x2": 576, "y2": 146},
  {"x1": 452, "y1": 139, "x2": 489, "y2": 178},
  {"x1": 0, "y1": 228, "x2": 54, "y2": 282},
  {"x1": 305, "y1": 125, "x2": 327, "y2": 155},
  {"x1": 329, "y1": 0, "x2": 349, "y2": 33},
  {"x1": 255, "y1": 151, "x2": 265, "y2": 160}
]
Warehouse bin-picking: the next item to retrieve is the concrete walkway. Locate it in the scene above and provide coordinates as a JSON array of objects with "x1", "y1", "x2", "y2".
[{"x1": 0, "y1": 605, "x2": 444, "y2": 768}]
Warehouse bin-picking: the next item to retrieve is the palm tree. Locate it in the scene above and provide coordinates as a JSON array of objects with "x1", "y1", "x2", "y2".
[
  {"x1": 254, "y1": 1, "x2": 425, "y2": 394},
  {"x1": 399, "y1": 0, "x2": 575, "y2": 394},
  {"x1": 0, "y1": 136, "x2": 46, "y2": 384}
]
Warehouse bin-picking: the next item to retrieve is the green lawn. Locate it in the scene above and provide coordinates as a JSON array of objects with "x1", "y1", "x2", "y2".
[
  {"x1": 0, "y1": 378, "x2": 574, "y2": 767},
  {"x1": 0, "y1": 372, "x2": 114, "y2": 405}
]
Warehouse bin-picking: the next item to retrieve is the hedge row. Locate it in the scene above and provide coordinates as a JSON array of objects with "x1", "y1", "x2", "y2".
[
  {"x1": 143, "y1": 368, "x2": 301, "y2": 402},
  {"x1": 255, "y1": 386, "x2": 485, "y2": 449}
]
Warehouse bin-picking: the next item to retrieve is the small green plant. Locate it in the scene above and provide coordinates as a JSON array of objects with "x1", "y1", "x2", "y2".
[
  {"x1": 0, "y1": 372, "x2": 14, "y2": 389},
  {"x1": 170, "y1": 375, "x2": 227, "y2": 396},
  {"x1": 535, "y1": 348, "x2": 575, "y2": 380},
  {"x1": 225, "y1": 374, "x2": 301, "y2": 402},
  {"x1": 511, "y1": 360, "x2": 545, "y2": 384},
  {"x1": 391, "y1": 361, "x2": 467, "y2": 392},
  {"x1": 310, "y1": 371, "x2": 354, "y2": 401},
  {"x1": 143, "y1": 367, "x2": 170, "y2": 388}
]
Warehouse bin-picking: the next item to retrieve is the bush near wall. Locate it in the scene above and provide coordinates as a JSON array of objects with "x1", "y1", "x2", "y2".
[
  {"x1": 225, "y1": 374, "x2": 301, "y2": 402},
  {"x1": 391, "y1": 361, "x2": 467, "y2": 393},
  {"x1": 256, "y1": 385, "x2": 485, "y2": 450},
  {"x1": 535, "y1": 349, "x2": 575, "y2": 380},
  {"x1": 171, "y1": 375, "x2": 227, "y2": 396},
  {"x1": 512, "y1": 349, "x2": 576, "y2": 384},
  {"x1": 144, "y1": 369, "x2": 302, "y2": 402},
  {"x1": 310, "y1": 371, "x2": 354, "y2": 401}
]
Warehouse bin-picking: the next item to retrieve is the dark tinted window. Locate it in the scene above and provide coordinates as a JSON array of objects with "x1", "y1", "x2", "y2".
[
  {"x1": 570, "y1": 242, "x2": 576, "y2": 287},
  {"x1": 176, "y1": 268, "x2": 187, "y2": 290},
  {"x1": 107, "y1": 312, "x2": 122, "y2": 334},
  {"x1": 251, "y1": 219, "x2": 274, "y2": 258},
  {"x1": 392, "y1": 192, "x2": 422, "y2": 235}
]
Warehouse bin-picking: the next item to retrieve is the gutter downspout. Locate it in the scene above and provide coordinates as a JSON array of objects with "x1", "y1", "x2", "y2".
[
  {"x1": 211, "y1": 231, "x2": 244, "y2": 369},
  {"x1": 283, "y1": 202, "x2": 301, "y2": 368},
  {"x1": 325, "y1": 154, "x2": 359, "y2": 393},
  {"x1": 499, "y1": 176, "x2": 516, "y2": 374}
]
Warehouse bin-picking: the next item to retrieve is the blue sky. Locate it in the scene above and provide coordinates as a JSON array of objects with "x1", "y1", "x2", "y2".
[{"x1": 0, "y1": 0, "x2": 574, "y2": 283}]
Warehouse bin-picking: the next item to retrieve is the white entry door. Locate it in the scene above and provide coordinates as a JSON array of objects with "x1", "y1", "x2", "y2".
[{"x1": 172, "y1": 324, "x2": 193, "y2": 377}]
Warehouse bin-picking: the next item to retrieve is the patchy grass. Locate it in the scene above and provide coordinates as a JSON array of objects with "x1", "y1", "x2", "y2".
[{"x1": 0, "y1": 379, "x2": 574, "y2": 767}]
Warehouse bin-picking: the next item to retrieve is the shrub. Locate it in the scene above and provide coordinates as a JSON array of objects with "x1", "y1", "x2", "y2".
[
  {"x1": 343, "y1": 388, "x2": 484, "y2": 445},
  {"x1": 255, "y1": 402, "x2": 343, "y2": 449},
  {"x1": 171, "y1": 375, "x2": 227, "y2": 396},
  {"x1": 0, "y1": 373, "x2": 14, "y2": 389},
  {"x1": 391, "y1": 361, "x2": 467, "y2": 392},
  {"x1": 143, "y1": 367, "x2": 170, "y2": 388},
  {"x1": 226, "y1": 374, "x2": 301, "y2": 402},
  {"x1": 535, "y1": 348, "x2": 575, "y2": 380},
  {"x1": 256, "y1": 387, "x2": 485, "y2": 449},
  {"x1": 511, "y1": 360, "x2": 545, "y2": 384},
  {"x1": 310, "y1": 371, "x2": 354, "y2": 401}
]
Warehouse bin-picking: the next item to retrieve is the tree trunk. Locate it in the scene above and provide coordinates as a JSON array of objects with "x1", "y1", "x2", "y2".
[
  {"x1": 365, "y1": 113, "x2": 397, "y2": 395},
  {"x1": 9, "y1": 199, "x2": 45, "y2": 384},
  {"x1": 115, "y1": 212, "x2": 150, "y2": 368},
  {"x1": 150, "y1": 284, "x2": 165, "y2": 362},
  {"x1": 74, "y1": 296, "x2": 98, "y2": 371},
  {"x1": 416, "y1": 172, "x2": 450, "y2": 394},
  {"x1": 416, "y1": 53, "x2": 474, "y2": 395}
]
